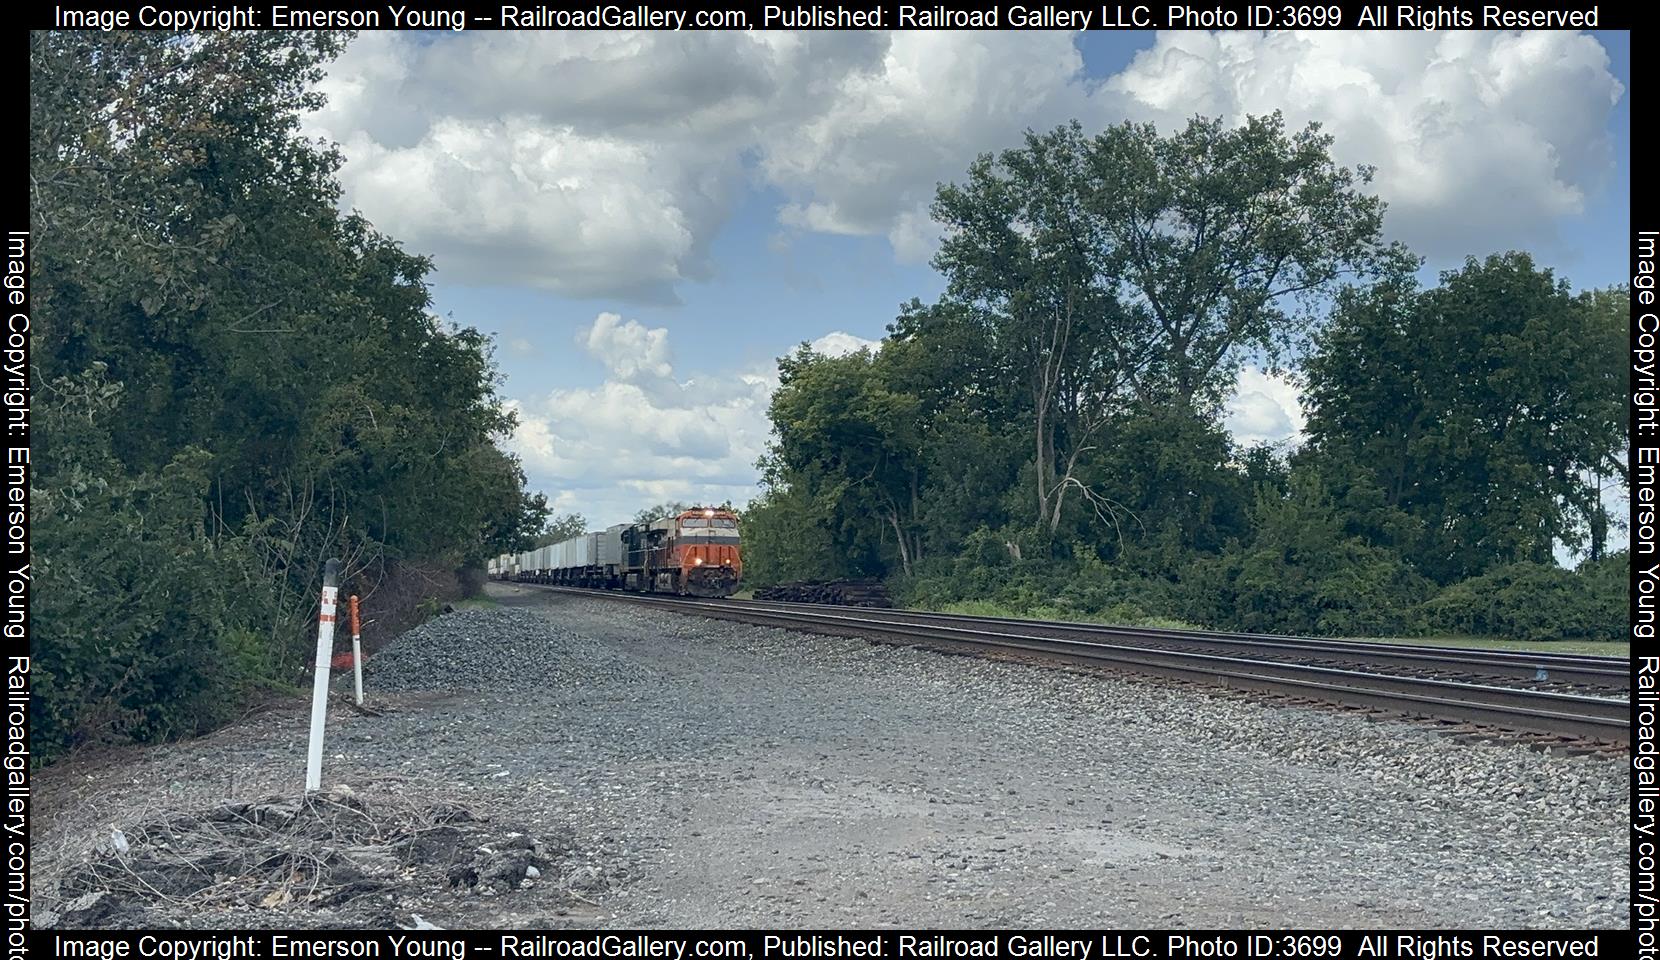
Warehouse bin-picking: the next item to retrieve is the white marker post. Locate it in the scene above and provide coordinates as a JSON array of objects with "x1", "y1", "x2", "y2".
[
  {"x1": 305, "y1": 558, "x2": 342, "y2": 793},
  {"x1": 349, "y1": 594, "x2": 364, "y2": 707}
]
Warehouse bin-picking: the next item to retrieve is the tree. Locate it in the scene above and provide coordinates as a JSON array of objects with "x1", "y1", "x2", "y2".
[
  {"x1": 738, "y1": 481, "x2": 845, "y2": 586},
  {"x1": 932, "y1": 124, "x2": 1151, "y2": 536},
  {"x1": 930, "y1": 114, "x2": 1403, "y2": 537},
  {"x1": 1073, "y1": 405, "x2": 1253, "y2": 571},
  {"x1": 769, "y1": 344, "x2": 930, "y2": 574},
  {"x1": 1579, "y1": 287, "x2": 1632, "y2": 561},
  {"x1": 1181, "y1": 473, "x2": 1432, "y2": 636},
  {"x1": 634, "y1": 501, "x2": 691, "y2": 524},
  {"x1": 884, "y1": 300, "x2": 1025, "y2": 560},
  {"x1": 29, "y1": 32, "x2": 545, "y2": 756},
  {"x1": 1301, "y1": 255, "x2": 1627, "y2": 582},
  {"x1": 535, "y1": 512, "x2": 589, "y2": 546},
  {"x1": 1085, "y1": 113, "x2": 1409, "y2": 408}
]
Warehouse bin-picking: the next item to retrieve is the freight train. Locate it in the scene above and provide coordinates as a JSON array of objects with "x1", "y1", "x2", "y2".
[{"x1": 487, "y1": 507, "x2": 742, "y2": 598}]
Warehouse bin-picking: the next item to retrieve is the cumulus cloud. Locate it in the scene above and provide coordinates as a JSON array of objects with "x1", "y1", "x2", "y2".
[
  {"x1": 582, "y1": 312, "x2": 673, "y2": 380},
  {"x1": 1224, "y1": 366, "x2": 1307, "y2": 449},
  {"x1": 305, "y1": 32, "x2": 1103, "y2": 298},
  {"x1": 1106, "y1": 31, "x2": 1624, "y2": 259},
  {"x1": 307, "y1": 33, "x2": 767, "y2": 301},
  {"x1": 808, "y1": 331, "x2": 882, "y2": 357},
  {"x1": 506, "y1": 313, "x2": 781, "y2": 524},
  {"x1": 761, "y1": 32, "x2": 1097, "y2": 256},
  {"x1": 308, "y1": 32, "x2": 1620, "y2": 299}
]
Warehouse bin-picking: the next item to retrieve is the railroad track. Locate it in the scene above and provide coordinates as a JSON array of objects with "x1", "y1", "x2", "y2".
[
  {"x1": 740, "y1": 598, "x2": 1629, "y2": 693},
  {"x1": 533, "y1": 586, "x2": 1631, "y2": 746}
]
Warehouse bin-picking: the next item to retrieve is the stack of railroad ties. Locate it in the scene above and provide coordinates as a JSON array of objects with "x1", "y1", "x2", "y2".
[{"x1": 753, "y1": 578, "x2": 893, "y2": 607}]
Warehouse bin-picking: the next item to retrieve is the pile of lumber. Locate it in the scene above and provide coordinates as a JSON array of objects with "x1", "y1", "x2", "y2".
[{"x1": 753, "y1": 578, "x2": 893, "y2": 607}]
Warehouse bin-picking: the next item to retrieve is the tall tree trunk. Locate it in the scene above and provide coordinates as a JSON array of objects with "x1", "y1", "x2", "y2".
[
  {"x1": 1590, "y1": 469, "x2": 1607, "y2": 562},
  {"x1": 1033, "y1": 397, "x2": 1050, "y2": 526},
  {"x1": 886, "y1": 510, "x2": 913, "y2": 577}
]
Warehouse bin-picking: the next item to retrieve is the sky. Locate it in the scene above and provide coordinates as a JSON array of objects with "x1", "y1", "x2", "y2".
[{"x1": 301, "y1": 29, "x2": 1631, "y2": 535}]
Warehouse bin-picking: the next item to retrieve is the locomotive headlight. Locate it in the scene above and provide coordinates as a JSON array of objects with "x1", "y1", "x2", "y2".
[
  {"x1": 693, "y1": 557, "x2": 704, "y2": 565},
  {"x1": 704, "y1": 509, "x2": 714, "y2": 517}
]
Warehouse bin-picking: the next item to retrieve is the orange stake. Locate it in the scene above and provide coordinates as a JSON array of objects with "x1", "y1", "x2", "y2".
[{"x1": 348, "y1": 595, "x2": 364, "y2": 706}]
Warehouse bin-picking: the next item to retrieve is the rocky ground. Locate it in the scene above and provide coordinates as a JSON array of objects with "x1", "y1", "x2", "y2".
[{"x1": 33, "y1": 583, "x2": 1628, "y2": 928}]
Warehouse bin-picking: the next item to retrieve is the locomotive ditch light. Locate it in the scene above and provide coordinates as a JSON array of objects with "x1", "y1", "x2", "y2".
[{"x1": 694, "y1": 557, "x2": 704, "y2": 565}]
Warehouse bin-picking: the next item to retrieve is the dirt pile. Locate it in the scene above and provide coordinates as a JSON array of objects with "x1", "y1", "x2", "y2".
[{"x1": 41, "y1": 786, "x2": 585, "y2": 929}]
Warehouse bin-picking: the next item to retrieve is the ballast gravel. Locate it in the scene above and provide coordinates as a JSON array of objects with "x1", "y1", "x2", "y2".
[
  {"x1": 368, "y1": 607, "x2": 653, "y2": 692},
  {"x1": 33, "y1": 585, "x2": 1626, "y2": 929}
]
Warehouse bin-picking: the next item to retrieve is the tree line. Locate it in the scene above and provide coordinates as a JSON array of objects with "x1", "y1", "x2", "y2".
[
  {"x1": 30, "y1": 34, "x2": 546, "y2": 759},
  {"x1": 742, "y1": 115, "x2": 1628, "y2": 642}
]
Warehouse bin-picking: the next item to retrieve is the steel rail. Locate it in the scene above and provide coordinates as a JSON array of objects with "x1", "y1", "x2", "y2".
[
  {"x1": 726, "y1": 597, "x2": 1628, "y2": 689},
  {"x1": 536, "y1": 586, "x2": 1630, "y2": 744}
]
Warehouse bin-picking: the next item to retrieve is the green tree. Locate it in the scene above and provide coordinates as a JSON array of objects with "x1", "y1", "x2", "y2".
[
  {"x1": 769, "y1": 344, "x2": 930, "y2": 574},
  {"x1": 885, "y1": 300, "x2": 1025, "y2": 557},
  {"x1": 535, "y1": 512, "x2": 589, "y2": 546},
  {"x1": 932, "y1": 124, "x2": 1147, "y2": 536},
  {"x1": 930, "y1": 114, "x2": 1402, "y2": 536},
  {"x1": 1420, "y1": 557, "x2": 1625, "y2": 642},
  {"x1": 633, "y1": 501, "x2": 691, "y2": 524},
  {"x1": 737, "y1": 481, "x2": 845, "y2": 586},
  {"x1": 29, "y1": 32, "x2": 545, "y2": 756},
  {"x1": 1084, "y1": 113, "x2": 1408, "y2": 407},
  {"x1": 1302, "y1": 255, "x2": 1628, "y2": 582},
  {"x1": 1182, "y1": 474, "x2": 1432, "y2": 636},
  {"x1": 1075, "y1": 405, "x2": 1253, "y2": 572}
]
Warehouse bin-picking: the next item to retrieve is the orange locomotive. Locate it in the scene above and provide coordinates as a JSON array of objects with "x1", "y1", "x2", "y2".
[{"x1": 621, "y1": 507, "x2": 743, "y2": 597}]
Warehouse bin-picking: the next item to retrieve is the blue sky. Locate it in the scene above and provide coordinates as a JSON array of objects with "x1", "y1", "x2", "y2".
[{"x1": 305, "y1": 30, "x2": 1630, "y2": 541}]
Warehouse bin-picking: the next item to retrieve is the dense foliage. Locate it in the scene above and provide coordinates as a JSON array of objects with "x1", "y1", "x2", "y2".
[
  {"x1": 746, "y1": 114, "x2": 1628, "y2": 644},
  {"x1": 31, "y1": 33, "x2": 545, "y2": 758}
]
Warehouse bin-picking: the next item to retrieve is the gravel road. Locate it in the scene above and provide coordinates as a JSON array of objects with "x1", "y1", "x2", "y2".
[{"x1": 34, "y1": 583, "x2": 1627, "y2": 928}]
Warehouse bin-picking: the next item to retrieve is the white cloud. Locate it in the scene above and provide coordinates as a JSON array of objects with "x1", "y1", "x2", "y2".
[
  {"x1": 808, "y1": 331, "x2": 882, "y2": 357},
  {"x1": 581, "y1": 312, "x2": 673, "y2": 380},
  {"x1": 306, "y1": 33, "x2": 773, "y2": 301},
  {"x1": 306, "y1": 32, "x2": 1102, "y2": 298},
  {"x1": 321, "y1": 116, "x2": 710, "y2": 302},
  {"x1": 758, "y1": 32, "x2": 1099, "y2": 257},
  {"x1": 1106, "y1": 31, "x2": 1624, "y2": 260},
  {"x1": 1225, "y1": 366, "x2": 1306, "y2": 449},
  {"x1": 308, "y1": 31, "x2": 1621, "y2": 299},
  {"x1": 506, "y1": 313, "x2": 781, "y2": 524}
]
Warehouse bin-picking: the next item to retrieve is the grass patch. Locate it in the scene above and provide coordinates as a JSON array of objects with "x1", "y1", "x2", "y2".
[
  {"x1": 1343, "y1": 633, "x2": 1629, "y2": 657},
  {"x1": 926, "y1": 599, "x2": 1205, "y2": 632},
  {"x1": 450, "y1": 597, "x2": 500, "y2": 610}
]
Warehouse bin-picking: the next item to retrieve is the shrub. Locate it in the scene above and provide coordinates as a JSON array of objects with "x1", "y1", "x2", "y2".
[
  {"x1": 1180, "y1": 539, "x2": 1431, "y2": 636},
  {"x1": 32, "y1": 448, "x2": 291, "y2": 757},
  {"x1": 1420, "y1": 560, "x2": 1625, "y2": 642}
]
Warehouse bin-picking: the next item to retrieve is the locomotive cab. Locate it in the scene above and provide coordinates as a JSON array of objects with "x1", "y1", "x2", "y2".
[{"x1": 674, "y1": 508, "x2": 742, "y2": 597}]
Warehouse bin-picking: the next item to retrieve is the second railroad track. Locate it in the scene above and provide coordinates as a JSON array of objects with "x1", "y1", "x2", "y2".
[{"x1": 536, "y1": 586, "x2": 1630, "y2": 746}]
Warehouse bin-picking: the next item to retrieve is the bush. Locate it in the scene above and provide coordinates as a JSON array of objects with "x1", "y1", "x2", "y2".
[
  {"x1": 1180, "y1": 536, "x2": 1433, "y2": 637},
  {"x1": 32, "y1": 447, "x2": 290, "y2": 757},
  {"x1": 1420, "y1": 560, "x2": 1626, "y2": 642},
  {"x1": 892, "y1": 541, "x2": 1190, "y2": 629}
]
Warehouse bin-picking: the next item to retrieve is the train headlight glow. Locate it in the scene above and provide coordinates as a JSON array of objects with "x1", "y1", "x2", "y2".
[
  {"x1": 693, "y1": 557, "x2": 704, "y2": 565},
  {"x1": 704, "y1": 509, "x2": 714, "y2": 517}
]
